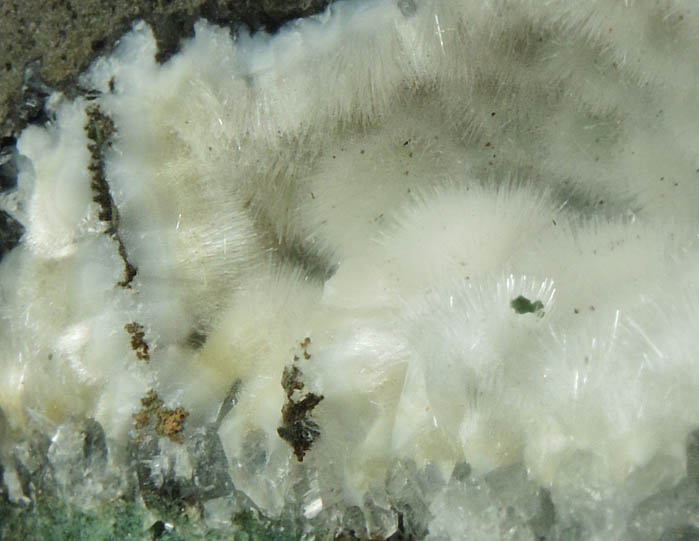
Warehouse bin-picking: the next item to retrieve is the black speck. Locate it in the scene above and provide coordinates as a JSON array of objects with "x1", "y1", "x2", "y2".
[{"x1": 91, "y1": 37, "x2": 107, "y2": 52}]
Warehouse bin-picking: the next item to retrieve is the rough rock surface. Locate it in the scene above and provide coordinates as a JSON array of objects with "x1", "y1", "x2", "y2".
[{"x1": 0, "y1": 0, "x2": 332, "y2": 139}]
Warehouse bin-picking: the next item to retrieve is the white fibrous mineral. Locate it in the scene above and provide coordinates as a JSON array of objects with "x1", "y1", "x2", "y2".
[{"x1": 1, "y1": 0, "x2": 699, "y2": 538}]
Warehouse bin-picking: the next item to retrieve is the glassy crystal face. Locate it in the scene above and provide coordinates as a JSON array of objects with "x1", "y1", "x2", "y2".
[{"x1": 2, "y1": 0, "x2": 699, "y2": 538}]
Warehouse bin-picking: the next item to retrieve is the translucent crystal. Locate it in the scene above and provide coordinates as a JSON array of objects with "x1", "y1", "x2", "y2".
[
  {"x1": 132, "y1": 423, "x2": 235, "y2": 515},
  {"x1": 626, "y1": 481, "x2": 699, "y2": 541},
  {"x1": 428, "y1": 463, "x2": 550, "y2": 541}
]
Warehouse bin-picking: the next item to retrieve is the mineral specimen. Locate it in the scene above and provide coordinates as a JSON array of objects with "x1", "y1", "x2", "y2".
[{"x1": 1, "y1": 0, "x2": 699, "y2": 538}]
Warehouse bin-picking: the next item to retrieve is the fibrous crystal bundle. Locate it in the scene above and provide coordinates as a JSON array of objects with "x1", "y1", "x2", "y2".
[{"x1": 1, "y1": 0, "x2": 699, "y2": 538}]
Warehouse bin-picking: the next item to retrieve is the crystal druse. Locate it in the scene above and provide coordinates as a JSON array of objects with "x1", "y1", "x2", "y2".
[{"x1": 2, "y1": 0, "x2": 699, "y2": 538}]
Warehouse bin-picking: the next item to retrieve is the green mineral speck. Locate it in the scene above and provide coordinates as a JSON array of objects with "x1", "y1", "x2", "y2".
[{"x1": 511, "y1": 295, "x2": 545, "y2": 317}]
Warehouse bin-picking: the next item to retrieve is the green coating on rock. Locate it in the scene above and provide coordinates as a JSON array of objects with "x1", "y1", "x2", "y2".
[
  {"x1": 231, "y1": 510, "x2": 301, "y2": 541},
  {"x1": 0, "y1": 498, "x2": 145, "y2": 541},
  {"x1": 0, "y1": 496, "x2": 295, "y2": 540}
]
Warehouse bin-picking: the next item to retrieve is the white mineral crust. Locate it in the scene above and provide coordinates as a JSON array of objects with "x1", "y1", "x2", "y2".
[{"x1": 2, "y1": 0, "x2": 699, "y2": 538}]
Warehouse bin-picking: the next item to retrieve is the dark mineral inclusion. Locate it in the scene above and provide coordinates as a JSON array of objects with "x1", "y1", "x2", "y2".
[{"x1": 511, "y1": 295, "x2": 545, "y2": 316}]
